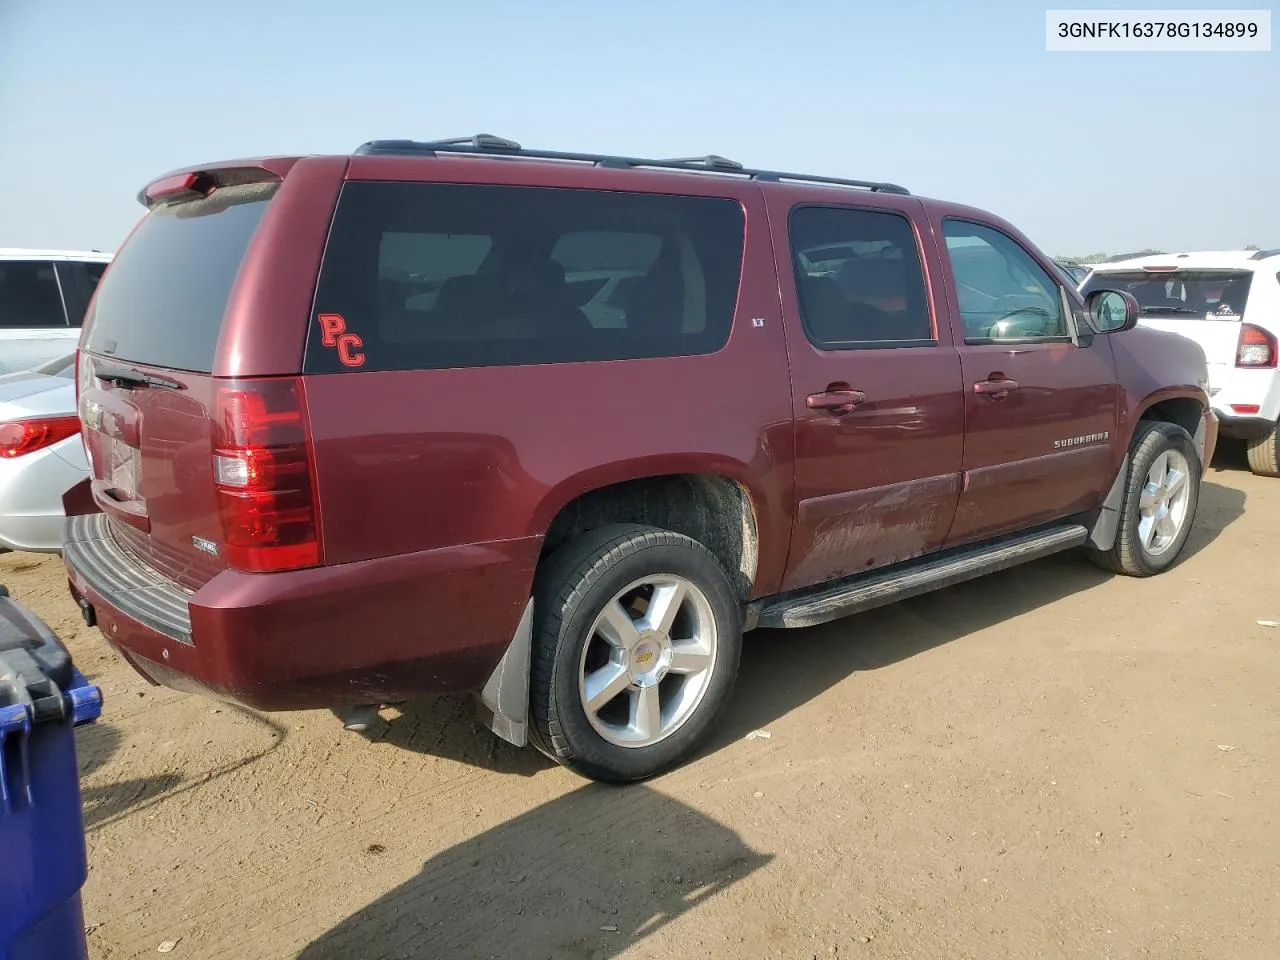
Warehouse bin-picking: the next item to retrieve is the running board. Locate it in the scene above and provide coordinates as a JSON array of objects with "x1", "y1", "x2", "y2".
[{"x1": 751, "y1": 524, "x2": 1090, "y2": 630}]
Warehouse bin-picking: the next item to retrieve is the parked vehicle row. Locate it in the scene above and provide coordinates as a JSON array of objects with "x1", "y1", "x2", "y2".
[
  {"x1": 0, "y1": 249, "x2": 111, "y2": 374},
  {"x1": 1084, "y1": 249, "x2": 1280, "y2": 476},
  {"x1": 0, "y1": 354, "x2": 87, "y2": 552},
  {"x1": 1054, "y1": 260, "x2": 1092, "y2": 285},
  {"x1": 52, "y1": 135, "x2": 1218, "y2": 783}
]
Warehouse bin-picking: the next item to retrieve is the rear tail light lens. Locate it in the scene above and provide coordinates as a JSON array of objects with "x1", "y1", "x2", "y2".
[
  {"x1": 1236, "y1": 323, "x2": 1277, "y2": 368},
  {"x1": 212, "y1": 378, "x2": 322, "y2": 573},
  {"x1": 0, "y1": 416, "x2": 82, "y2": 458}
]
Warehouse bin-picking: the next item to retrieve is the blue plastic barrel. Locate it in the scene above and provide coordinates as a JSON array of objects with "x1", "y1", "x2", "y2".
[{"x1": 0, "y1": 585, "x2": 103, "y2": 960}]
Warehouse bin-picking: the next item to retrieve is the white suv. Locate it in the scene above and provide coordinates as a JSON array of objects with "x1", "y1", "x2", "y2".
[
  {"x1": 1083, "y1": 250, "x2": 1280, "y2": 476},
  {"x1": 0, "y1": 248, "x2": 112, "y2": 374}
]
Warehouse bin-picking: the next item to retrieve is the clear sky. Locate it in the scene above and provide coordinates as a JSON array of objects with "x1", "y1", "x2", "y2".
[{"x1": 1, "y1": 0, "x2": 1275, "y2": 257}]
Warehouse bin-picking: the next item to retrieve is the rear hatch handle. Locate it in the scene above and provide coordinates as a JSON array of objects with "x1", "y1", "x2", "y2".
[{"x1": 90, "y1": 480, "x2": 151, "y2": 532}]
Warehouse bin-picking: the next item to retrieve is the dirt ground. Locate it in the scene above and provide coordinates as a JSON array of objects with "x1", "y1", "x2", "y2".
[{"x1": 7, "y1": 442, "x2": 1278, "y2": 960}]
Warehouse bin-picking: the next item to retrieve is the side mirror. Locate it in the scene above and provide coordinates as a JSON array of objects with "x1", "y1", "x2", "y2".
[{"x1": 1085, "y1": 288, "x2": 1139, "y2": 334}]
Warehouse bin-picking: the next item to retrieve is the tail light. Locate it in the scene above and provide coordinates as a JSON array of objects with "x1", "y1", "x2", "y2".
[
  {"x1": 212, "y1": 378, "x2": 322, "y2": 573},
  {"x1": 1235, "y1": 323, "x2": 1277, "y2": 368},
  {"x1": 0, "y1": 416, "x2": 82, "y2": 458}
]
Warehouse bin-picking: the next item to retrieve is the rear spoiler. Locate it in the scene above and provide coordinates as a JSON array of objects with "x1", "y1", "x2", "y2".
[{"x1": 136, "y1": 157, "x2": 301, "y2": 209}]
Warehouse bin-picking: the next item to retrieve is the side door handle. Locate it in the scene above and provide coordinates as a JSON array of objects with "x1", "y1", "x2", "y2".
[
  {"x1": 806, "y1": 387, "x2": 867, "y2": 416},
  {"x1": 973, "y1": 377, "x2": 1019, "y2": 399}
]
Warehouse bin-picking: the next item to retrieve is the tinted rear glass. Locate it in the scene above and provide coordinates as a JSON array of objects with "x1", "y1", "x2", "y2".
[
  {"x1": 0, "y1": 261, "x2": 66, "y2": 329},
  {"x1": 789, "y1": 206, "x2": 933, "y2": 346},
  {"x1": 83, "y1": 184, "x2": 276, "y2": 372},
  {"x1": 306, "y1": 182, "x2": 745, "y2": 372},
  {"x1": 1083, "y1": 269, "x2": 1254, "y2": 319}
]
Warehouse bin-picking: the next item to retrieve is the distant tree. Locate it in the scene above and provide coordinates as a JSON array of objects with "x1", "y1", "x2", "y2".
[
  {"x1": 1057, "y1": 252, "x2": 1111, "y2": 263},
  {"x1": 1245, "y1": 244, "x2": 1260, "y2": 251}
]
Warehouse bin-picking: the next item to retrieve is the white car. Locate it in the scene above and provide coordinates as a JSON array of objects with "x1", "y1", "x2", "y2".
[
  {"x1": 0, "y1": 354, "x2": 87, "y2": 552},
  {"x1": 1083, "y1": 249, "x2": 1280, "y2": 475},
  {"x1": 0, "y1": 248, "x2": 111, "y2": 374}
]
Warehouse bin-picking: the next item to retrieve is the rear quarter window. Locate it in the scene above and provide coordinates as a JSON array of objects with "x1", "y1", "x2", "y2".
[
  {"x1": 0, "y1": 261, "x2": 67, "y2": 329},
  {"x1": 306, "y1": 182, "x2": 746, "y2": 372}
]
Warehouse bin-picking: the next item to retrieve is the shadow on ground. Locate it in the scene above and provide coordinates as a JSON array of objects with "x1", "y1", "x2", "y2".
[
  {"x1": 1209, "y1": 436, "x2": 1249, "y2": 473},
  {"x1": 1181, "y1": 479, "x2": 1247, "y2": 560},
  {"x1": 78, "y1": 705, "x2": 288, "y2": 832},
  {"x1": 367, "y1": 478, "x2": 1246, "y2": 774},
  {"x1": 299, "y1": 783, "x2": 770, "y2": 960},
  {"x1": 76, "y1": 721, "x2": 122, "y2": 779},
  {"x1": 709, "y1": 477, "x2": 1244, "y2": 750},
  {"x1": 362, "y1": 695, "x2": 554, "y2": 776}
]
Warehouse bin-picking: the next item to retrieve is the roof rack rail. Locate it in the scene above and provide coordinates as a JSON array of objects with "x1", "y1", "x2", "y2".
[
  {"x1": 351, "y1": 135, "x2": 910, "y2": 195},
  {"x1": 659, "y1": 154, "x2": 745, "y2": 171},
  {"x1": 1249, "y1": 247, "x2": 1280, "y2": 261}
]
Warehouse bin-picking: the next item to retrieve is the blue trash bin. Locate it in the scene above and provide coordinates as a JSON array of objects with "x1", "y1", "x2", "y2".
[{"x1": 0, "y1": 585, "x2": 103, "y2": 960}]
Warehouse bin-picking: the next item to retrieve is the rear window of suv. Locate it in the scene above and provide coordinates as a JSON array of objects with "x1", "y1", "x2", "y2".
[
  {"x1": 82, "y1": 183, "x2": 277, "y2": 372},
  {"x1": 306, "y1": 182, "x2": 746, "y2": 373},
  {"x1": 1082, "y1": 269, "x2": 1255, "y2": 319}
]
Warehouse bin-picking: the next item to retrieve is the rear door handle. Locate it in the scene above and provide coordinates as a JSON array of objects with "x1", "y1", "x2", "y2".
[
  {"x1": 974, "y1": 378, "x2": 1019, "y2": 398},
  {"x1": 806, "y1": 388, "x2": 867, "y2": 416}
]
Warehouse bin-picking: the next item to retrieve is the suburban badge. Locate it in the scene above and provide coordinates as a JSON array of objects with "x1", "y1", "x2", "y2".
[
  {"x1": 191, "y1": 536, "x2": 219, "y2": 557},
  {"x1": 1054, "y1": 432, "x2": 1111, "y2": 449}
]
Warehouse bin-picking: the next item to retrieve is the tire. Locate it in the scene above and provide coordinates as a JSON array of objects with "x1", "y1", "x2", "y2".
[
  {"x1": 1090, "y1": 421, "x2": 1201, "y2": 577},
  {"x1": 1246, "y1": 424, "x2": 1280, "y2": 477},
  {"x1": 529, "y1": 523, "x2": 743, "y2": 783}
]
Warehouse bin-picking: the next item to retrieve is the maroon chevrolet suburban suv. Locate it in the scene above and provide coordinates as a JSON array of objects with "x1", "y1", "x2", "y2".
[{"x1": 63, "y1": 135, "x2": 1217, "y2": 782}]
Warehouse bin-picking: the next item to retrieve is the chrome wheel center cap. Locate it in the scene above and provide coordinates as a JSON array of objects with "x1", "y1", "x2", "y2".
[{"x1": 628, "y1": 632, "x2": 671, "y2": 686}]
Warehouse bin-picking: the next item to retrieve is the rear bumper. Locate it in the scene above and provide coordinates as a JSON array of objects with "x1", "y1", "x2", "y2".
[
  {"x1": 0, "y1": 443, "x2": 87, "y2": 553},
  {"x1": 1209, "y1": 367, "x2": 1280, "y2": 438},
  {"x1": 0, "y1": 513, "x2": 68, "y2": 554},
  {"x1": 63, "y1": 514, "x2": 540, "y2": 711},
  {"x1": 1214, "y1": 413, "x2": 1275, "y2": 441}
]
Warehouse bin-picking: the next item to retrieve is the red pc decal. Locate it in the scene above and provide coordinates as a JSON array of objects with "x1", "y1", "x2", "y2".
[{"x1": 316, "y1": 313, "x2": 366, "y2": 368}]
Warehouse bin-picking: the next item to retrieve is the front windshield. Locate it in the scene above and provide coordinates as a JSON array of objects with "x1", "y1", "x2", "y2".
[{"x1": 1082, "y1": 269, "x2": 1253, "y2": 318}]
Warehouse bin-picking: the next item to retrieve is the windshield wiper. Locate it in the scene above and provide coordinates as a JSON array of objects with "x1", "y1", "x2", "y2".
[
  {"x1": 1140, "y1": 306, "x2": 1203, "y2": 316},
  {"x1": 94, "y1": 364, "x2": 185, "y2": 390}
]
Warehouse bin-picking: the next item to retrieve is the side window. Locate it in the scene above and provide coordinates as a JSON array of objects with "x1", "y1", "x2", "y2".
[
  {"x1": 0, "y1": 261, "x2": 67, "y2": 329},
  {"x1": 552, "y1": 232, "x2": 662, "y2": 329},
  {"x1": 378, "y1": 232, "x2": 492, "y2": 318},
  {"x1": 308, "y1": 183, "x2": 745, "y2": 372},
  {"x1": 66, "y1": 261, "x2": 109, "y2": 326},
  {"x1": 789, "y1": 206, "x2": 933, "y2": 347},
  {"x1": 84, "y1": 262, "x2": 108, "y2": 291},
  {"x1": 942, "y1": 220, "x2": 1068, "y2": 342}
]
